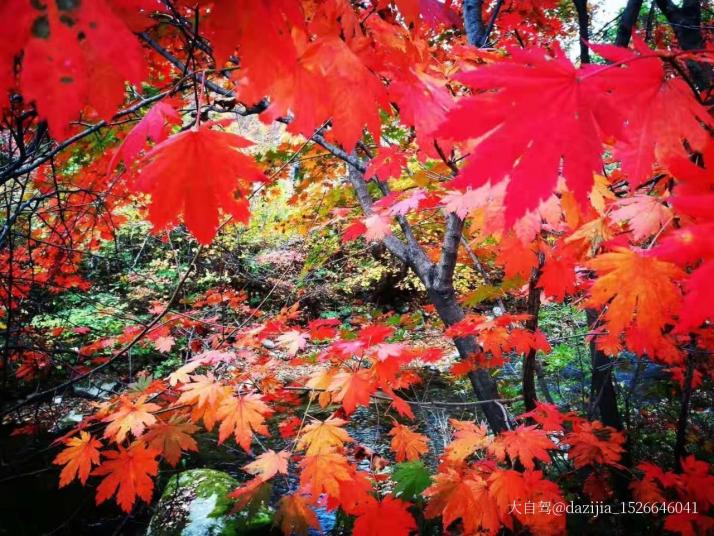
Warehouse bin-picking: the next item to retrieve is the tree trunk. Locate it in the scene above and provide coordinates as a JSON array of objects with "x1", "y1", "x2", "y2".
[
  {"x1": 656, "y1": 0, "x2": 712, "y2": 89},
  {"x1": 523, "y1": 254, "x2": 545, "y2": 411},
  {"x1": 586, "y1": 309, "x2": 623, "y2": 430},
  {"x1": 586, "y1": 309, "x2": 634, "y2": 504},
  {"x1": 345, "y1": 165, "x2": 509, "y2": 433},
  {"x1": 572, "y1": 0, "x2": 591, "y2": 64},
  {"x1": 674, "y1": 354, "x2": 695, "y2": 471},
  {"x1": 426, "y1": 285, "x2": 509, "y2": 433},
  {"x1": 463, "y1": 0, "x2": 486, "y2": 46},
  {"x1": 615, "y1": 0, "x2": 644, "y2": 47}
]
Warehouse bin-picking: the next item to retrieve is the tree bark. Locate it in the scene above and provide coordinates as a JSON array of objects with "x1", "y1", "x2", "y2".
[
  {"x1": 655, "y1": 0, "x2": 711, "y2": 89},
  {"x1": 463, "y1": 0, "x2": 487, "y2": 46},
  {"x1": 674, "y1": 354, "x2": 695, "y2": 471},
  {"x1": 523, "y1": 254, "x2": 544, "y2": 411},
  {"x1": 586, "y1": 309, "x2": 623, "y2": 430},
  {"x1": 572, "y1": 0, "x2": 591, "y2": 64},
  {"x1": 615, "y1": 0, "x2": 644, "y2": 47},
  {"x1": 586, "y1": 309, "x2": 633, "y2": 504},
  {"x1": 425, "y1": 285, "x2": 509, "y2": 431},
  {"x1": 645, "y1": 1, "x2": 656, "y2": 42}
]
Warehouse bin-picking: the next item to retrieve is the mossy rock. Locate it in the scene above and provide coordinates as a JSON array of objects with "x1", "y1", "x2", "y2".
[{"x1": 146, "y1": 469, "x2": 273, "y2": 536}]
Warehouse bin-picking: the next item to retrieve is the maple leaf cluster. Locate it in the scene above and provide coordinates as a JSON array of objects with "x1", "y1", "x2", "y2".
[
  {"x1": 1, "y1": 0, "x2": 714, "y2": 535},
  {"x1": 48, "y1": 288, "x2": 714, "y2": 535}
]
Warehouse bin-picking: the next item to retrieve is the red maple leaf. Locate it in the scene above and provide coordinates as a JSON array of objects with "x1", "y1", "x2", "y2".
[
  {"x1": 538, "y1": 246, "x2": 578, "y2": 301},
  {"x1": 439, "y1": 46, "x2": 620, "y2": 224},
  {"x1": 565, "y1": 420, "x2": 625, "y2": 468},
  {"x1": 365, "y1": 147, "x2": 408, "y2": 181},
  {"x1": 590, "y1": 38, "x2": 712, "y2": 187},
  {"x1": 93, "y1": 442, "x2": 159, "y2": 513},
  {"x1": 109, "y1": 101, "x2": 181, "y2": 171},
  {"x1": 132, "y1": 124, "x2": 268, "y2": 244},
  {"x1": 353, "y1": 496, "x2": 417, "y2": 536},
  {"x1": 7, "y1": 0, "x2": 149, "y2": 139}
]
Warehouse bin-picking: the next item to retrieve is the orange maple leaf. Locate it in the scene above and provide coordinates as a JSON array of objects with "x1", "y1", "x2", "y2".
[
  {"x1": 586, "y1": 248, "x2": 684, "y2": 340},
  {"x1": 299, "y1": 452, "x2": 354, "y2": 500},
  {"x1": 216, "y1": 392, "x2": 273, "y2": 451},
  {"x1": 296, "y1": 417, "x2": 353, "y2": 455},
  {"x1": 243, "y1": 449, "x2": 290, "y2": 482},
  {"x1": 53, "y1": 431, "x2": 103, "y2": 487},
  {"x1": 489, "y1": 469, "x2": 566, "y2": 535},
  {"x1": 488, "y1": 425, "x2": 555, "y2": 470},
  {"x1": 328, "y1": 369, "x2": 377, "y2": 415},
  {"x1": 424, "y1": 468, "x2": 500, "y2": 535},
  {"x1": 275, "y1": 493, "x2": 321, "y2": 536},
  {"x1": 565, "y1": 420, "x2": 625, "y2": 469},
  {"x1": 167, "y1": 360, "x2": 203, "y2": 386},
  {"x1": 389, "y1": 423, "x2": 429, "y2": 462},
  {"x1": 444, "y1": 419, "x2": 491, "y2": 463},
  {"x1": 488, "y1": 469, "x2": 529, "y2": 512},
  {"x1": 305, "y1": 368, "x2": 339, "y2": 408},
  {"x1": 92, "y1": 442, "x2": 159, "y2": 513},
  {"x1": 496, "y1": 233, "x2": 539, "y2": 280},
  {"x1": 102, "y1": 395, "x2": 160, "y2": 443},
  {"x1": 142, "y1": 416, "x2": 199, "y2": 466},
  {"x1": 176, "y1": 374, "x2": 230, "y2": 430}
]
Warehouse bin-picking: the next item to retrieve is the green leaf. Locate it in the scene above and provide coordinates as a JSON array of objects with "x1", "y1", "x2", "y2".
[{"x1": 392, "y1": 461, "x2": 431, "y2": 500}]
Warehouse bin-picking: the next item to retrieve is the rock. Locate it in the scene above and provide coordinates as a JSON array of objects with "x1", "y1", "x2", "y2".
[
  {"x1": 52, "y1": 410, "x2": 84, "y2": 433},
  {"x1": 72, "y1": 381, "x2": 118, "y2": 400},
  {"x1": 146, "y1": 469, "x2": 273, "y2": 536}
]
